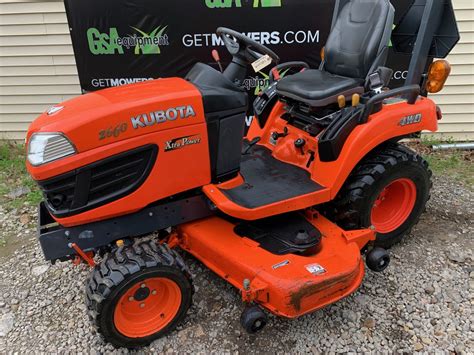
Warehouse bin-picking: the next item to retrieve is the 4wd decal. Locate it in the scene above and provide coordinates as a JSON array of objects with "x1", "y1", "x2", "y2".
[
  {"x1": 399, "y1": 113, "x2": 422, "y2": 126},
  {"x1": 87, "y1": 26, "x2": 169, "y2": 55},
  {"x1": 165, "y1": 135, "x2": 202, "y2": 152},
  {"x1": 131, "y1": 105, "x2": 196, "y2": 129}
]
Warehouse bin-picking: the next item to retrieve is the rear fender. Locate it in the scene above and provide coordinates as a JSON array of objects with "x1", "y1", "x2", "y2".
[{"x1": 312, "y1": 96, "x2": 438, "y2": 197}]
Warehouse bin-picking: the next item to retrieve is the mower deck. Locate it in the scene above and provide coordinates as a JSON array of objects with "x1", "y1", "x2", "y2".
[{"x1": 177, "y1": 211, "x2": 374, "y2": 318}]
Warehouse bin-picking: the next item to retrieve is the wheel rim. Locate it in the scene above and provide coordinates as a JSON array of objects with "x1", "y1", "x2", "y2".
[
  {"x1": 371, "y1": 178, "x2": 417, "y2": 234},
  {"x1": 114, "y1": 277, "x2": 182, "y2": 338},
  {"x1": 253, "y1": 319, "x2": 266, "y2": 332}
]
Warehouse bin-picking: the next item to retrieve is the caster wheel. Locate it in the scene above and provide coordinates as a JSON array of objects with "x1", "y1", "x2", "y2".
[
  {"x1": 366, "y1": 247, "x2": 390, "y2": 272},
  {"x1": 240, "y1": 305, "x2": 268, "y2": 334}
]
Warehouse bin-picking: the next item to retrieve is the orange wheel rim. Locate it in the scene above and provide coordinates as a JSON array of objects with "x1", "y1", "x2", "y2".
[
  {"x1": 114, "y1": 277, "x2": 182, "y2": 338},
  {"x1": 371, "y1": 178, "x2": 417, "y2": 234}
]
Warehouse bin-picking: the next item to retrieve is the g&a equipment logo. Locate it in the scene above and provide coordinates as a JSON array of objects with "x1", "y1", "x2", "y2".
[
  {"x1": 87, "y1": 26, "x2": 169, "y2": 55},
  {"x1": 205, "y1": 0, "x2": 282, "y2": 8}
]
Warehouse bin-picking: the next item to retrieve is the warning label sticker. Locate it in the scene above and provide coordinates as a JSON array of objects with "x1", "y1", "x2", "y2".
[{"x1": 305, "y1": 263, "x2": 326, "y2": 275}]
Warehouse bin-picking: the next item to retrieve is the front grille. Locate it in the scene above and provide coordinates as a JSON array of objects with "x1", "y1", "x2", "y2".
[{"x1": 38, "y1": 144, "x2": 158, "y2": 218}]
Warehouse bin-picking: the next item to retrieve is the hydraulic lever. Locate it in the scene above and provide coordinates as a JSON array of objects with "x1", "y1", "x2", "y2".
[
  {"x1": 294, "y1": 138, "x2": 306, "y2": 154},
  {"x1": 271, "y1": 127, "x2": 288, "y2": 142},
  {"x1": 212, "y1": 49, "x2": 224, "y2": 73},
  {"x1": 243, "y1": 137, "x2": 261, "y2": 155}
]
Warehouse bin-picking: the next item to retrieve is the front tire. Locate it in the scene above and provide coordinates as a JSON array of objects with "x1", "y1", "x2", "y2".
[
  {"x1": 328, "y1": 143, "x2": 432, "y2": 248},
  {"x1": 86, "y1": 239, "x2": 192, "y2": 349}
]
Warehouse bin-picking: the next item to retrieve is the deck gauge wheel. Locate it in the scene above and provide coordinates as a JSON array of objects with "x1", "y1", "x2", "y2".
[
  {"x1": 240, "y1": 305, "x2": 268, "y2": 334},
  {"x1": 366, "y1": 247, "x2": 390, "y2": 272}
]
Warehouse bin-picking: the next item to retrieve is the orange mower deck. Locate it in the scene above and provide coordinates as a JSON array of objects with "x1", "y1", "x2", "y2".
[{"x1": 177, "y1": 211, "x2": 374, "y2": 318}]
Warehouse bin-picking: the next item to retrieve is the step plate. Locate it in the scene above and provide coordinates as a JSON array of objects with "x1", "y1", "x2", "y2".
[{"x1": 220, "y1": 145, "x2": 323, "y2": 209}]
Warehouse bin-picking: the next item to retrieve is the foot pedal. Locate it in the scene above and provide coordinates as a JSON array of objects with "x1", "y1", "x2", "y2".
[{"x1": 234, "y1": 212, "x2": 321, "y2": 255}]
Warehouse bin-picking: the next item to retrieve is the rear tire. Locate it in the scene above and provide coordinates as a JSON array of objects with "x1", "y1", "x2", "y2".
[
  {"x1": 86, "y1": 239, "x2": 192, "y2": 349},
  {"x1": 327, "y1": 143, "x2": 432, "y2": 248}
]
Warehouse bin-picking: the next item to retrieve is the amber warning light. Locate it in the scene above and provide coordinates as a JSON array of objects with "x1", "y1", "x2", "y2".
[{"x1": 426, "y1": 60, "x2": 451, "y2": 94}]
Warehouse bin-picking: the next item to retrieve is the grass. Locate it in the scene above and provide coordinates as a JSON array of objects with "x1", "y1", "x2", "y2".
[
  {"x1": 420, "y1": 135, "x2": 456, "y2": 147},
  {"x1": 425, "y1": 152, "x2": 474, "y2": 189},
  {"x1": 0, "y1": 141, "x2": 42, "y2": 211},
  {"x1": 413, "y1": 137, "x2": 474, "y2": 190}
]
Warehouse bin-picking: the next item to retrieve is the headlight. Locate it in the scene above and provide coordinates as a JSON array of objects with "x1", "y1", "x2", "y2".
[{"x1": 27, "y1": 133, "x2": 76, "y2": 166}]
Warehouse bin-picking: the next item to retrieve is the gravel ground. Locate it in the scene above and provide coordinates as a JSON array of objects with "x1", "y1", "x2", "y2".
[{"x1": 0, "y1": 175, "x2": 472, "y2": 353}]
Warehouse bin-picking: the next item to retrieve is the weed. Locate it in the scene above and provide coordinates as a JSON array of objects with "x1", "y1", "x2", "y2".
[
  {"x1": 408, "y1": 140, "x2": 473, "y2": 189},
  {"x1": 0, "y1": 141, "x2": 42, "y2": 210}
]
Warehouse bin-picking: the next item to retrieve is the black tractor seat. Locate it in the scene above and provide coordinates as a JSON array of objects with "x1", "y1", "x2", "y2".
[
  {"x1": 276, "y1": 0, "x2": 394, "y2": 108},
  {"x1": 219, "y1": 144, "x2": 324, "y2": 209},
  {"x1": 276, "y1": 70, "x2": 364, "y2": 107}
]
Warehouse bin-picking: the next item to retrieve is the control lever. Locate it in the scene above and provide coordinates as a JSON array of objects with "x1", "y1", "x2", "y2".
[
  {"x1": 243, "y1": 136, "x2": 261, "y2": 155},
  {"x1": 212, "y1": 49, "x2": 223, "y2": 73},
  {"x1": 294, "y1": 138, "x2": 306, "y2": 154},
  {"x1": 271, "y1": 127, "x2": 288, "y2": 142},
  {"x1": 271, "y1": 67, "x2": 281, "y2": 81},
  {"x1": 352, "y1": 93, "x2": 360, "y2": 107},
  {"x1": 338, "y1": 95, "x2": 346, "y2": 109},
  {"x1": 306, "y1": 150, "x2": 315, "y2": 168}
]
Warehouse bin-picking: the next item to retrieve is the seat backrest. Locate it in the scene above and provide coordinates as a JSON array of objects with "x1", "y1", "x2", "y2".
[{"x1": 324, "y1": 0, "x2": 394, "y2": 80}]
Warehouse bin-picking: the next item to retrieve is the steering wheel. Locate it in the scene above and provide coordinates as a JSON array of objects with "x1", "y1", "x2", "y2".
[{"x1": 216, "y1": 27, "x2": 280, "y2": 65}]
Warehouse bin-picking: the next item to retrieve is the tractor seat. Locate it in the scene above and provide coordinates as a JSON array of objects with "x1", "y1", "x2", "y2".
[
  {"x1": 276, "y1": 0, "x2": 394, "y2": 108},
  {"x1": 276, "y1": 70, "x2": 364, "y2": 107}
]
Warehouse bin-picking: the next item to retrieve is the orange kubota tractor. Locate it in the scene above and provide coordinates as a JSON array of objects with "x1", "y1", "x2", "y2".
[{"x1": 25, "y1": 0, "x2": 459, "y2": 348}]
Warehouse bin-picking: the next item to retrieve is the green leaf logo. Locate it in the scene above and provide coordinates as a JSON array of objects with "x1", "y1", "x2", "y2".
[
  {"x1": 131, "y1": 25, "x2": 168, "y2": 55},
  {"x1": 253, "y1": 0, "x2": 281, "y2": 8},
  {"x1": 254, "y1": 68, "x2": 289, "y2": 95}
]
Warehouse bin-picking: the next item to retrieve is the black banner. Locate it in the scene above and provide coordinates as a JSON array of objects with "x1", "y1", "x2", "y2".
[{"x1": 65, "y1": 0, "x2": 414, "y2": 96}]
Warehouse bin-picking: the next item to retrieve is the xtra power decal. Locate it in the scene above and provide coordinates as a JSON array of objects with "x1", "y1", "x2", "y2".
[{"x1": 164, "y1": 135, "x2": 202, "y2": 152}]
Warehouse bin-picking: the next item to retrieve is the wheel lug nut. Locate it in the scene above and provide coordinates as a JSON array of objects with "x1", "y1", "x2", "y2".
[
  {"x1": 128, "y1": 296, "x2": 134, "y2": 302},
  {"x1": 152, "y1": 290, "x2": 157, "y2": 295},
  {"x1": 140, "y1": 283, "x2": 146, "y2": 288},
  {"x1": 140, "y1": 303, "x2": 145, "y2": 308}
]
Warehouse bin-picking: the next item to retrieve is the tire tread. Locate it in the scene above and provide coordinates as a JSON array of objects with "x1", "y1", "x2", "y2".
[
  {"x1": 85, "y1": 237, "x2": 191, "y2": 348},
  {"x1": 327, "y1": 142, "x2": 432, "y2": 247}
]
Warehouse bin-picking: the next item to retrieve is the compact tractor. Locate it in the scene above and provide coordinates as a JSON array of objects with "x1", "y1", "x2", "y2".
[{"x1": 26, "y1": 0, "x2": 459, "y2": 348}]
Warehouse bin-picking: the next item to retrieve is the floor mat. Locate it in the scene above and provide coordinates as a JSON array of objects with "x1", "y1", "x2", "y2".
[{"x1": 220, "y1": 145, "x2": 323, "y2": 208}]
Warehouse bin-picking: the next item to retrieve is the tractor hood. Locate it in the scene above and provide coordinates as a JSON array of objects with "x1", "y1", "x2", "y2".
[{"x1": 27, "y1": 78, "x2": 206, "y2": 153}]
